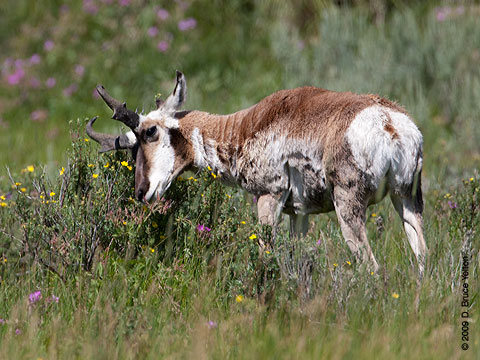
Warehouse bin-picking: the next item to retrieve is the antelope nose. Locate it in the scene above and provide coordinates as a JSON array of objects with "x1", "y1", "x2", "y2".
[{"x1": 136, "y1": 187, "x2": 147, "y2": 202}]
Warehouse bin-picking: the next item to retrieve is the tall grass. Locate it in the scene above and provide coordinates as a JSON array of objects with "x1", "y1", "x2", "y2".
[{"x1": 0, "y1": 1, "x2": 479, "y2": 359}]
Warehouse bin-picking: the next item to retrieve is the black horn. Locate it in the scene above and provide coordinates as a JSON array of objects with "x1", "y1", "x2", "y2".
[
  {"x1": 96, "y1": 85, "x2": 140, "y2": 130},
  {"x1": 86, "y1": 116, "x2": 136, "y2": 153}
]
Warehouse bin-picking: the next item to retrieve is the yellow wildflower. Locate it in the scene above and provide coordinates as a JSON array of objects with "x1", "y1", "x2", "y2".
[
  {"x1": 0, "y1": 202, "x2": 7, "y2": 208},
  {"x1": 20, "y1": 188, "x2": 26, "y2": 193},
  {"x1": 84, "y1": 138, "x2": 89, "y2": 142},
  {"x1": 121, "y1": 161, "x2": 129, "y2": 167},
  {"x1": 371, "y1": 213, "x2": 377, "y2": 217},
  {"x1": 104, "y1": 163, "x2": 110, "y2": 168},
  {"x1": 127, "y1": 165, "x2": 133, "y2": 171},
  {"x1": 150, "y1": 248, "x2": 155, "y2": 253},
  {"x1": 3, "y1": 258, "x2": 6, "y2": 262},
  {"x1": 0, "y1": 195, "x2": 5, "y2": 201},
  {"x1": 15, "y1": 182, "x2": 21, "y2": 186},
  {"x1": 92, "y1": 174, "x2": 99, "y2": 179},
  {"x1": 122, "y1": 221, "x2": 127, "y2": 225},
  {"x1": 249, "y1": 234, "x2": 257, "y2": 240},
  {"x1": 207, "y1": 166, "x2": 212, "y2": 171},
  {"x1": 346, "y1": 260, "x2": 352, "y2": 266},
  {"x1": 88, "y1": 164, "x2": 94, "y2": 168},
  {"x1": 392, "y1": 292, "x2": 400, "y2": 299},
  {"x1": 235, "y1": 295, "x2": 244, "y2": 303},
  {"x1": 240, "y1": 221, "x2": 246, "y2": 225},
  {"x1": 371, "y1": 271, "x2": 374, "y2": 275},
  {"x1": 27, "y1": 165, "x2": 34, "y2": 172},
  {"x1": 470, "y1": 177, "x2": 474, "y2": 182},
  {"x1": 59, "y1": 167, "x2": 65, "y2": 175},
  {"x1": 50, "y1": 192, "x2": 55, "y2": 197},
  {"x1": 265, "y1": 250, "x2": 271, "y2": 254},
  {"x1": 333, "y1": 263, "x2": 338, "y2": 267},
  {"x1": 211, "y1": 172, "x2": 217, "y2": 179}
]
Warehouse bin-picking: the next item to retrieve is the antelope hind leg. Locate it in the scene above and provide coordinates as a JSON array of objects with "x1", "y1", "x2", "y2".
[{"x1": 333, "y1": 186, "x2": 379, "y2": 273}]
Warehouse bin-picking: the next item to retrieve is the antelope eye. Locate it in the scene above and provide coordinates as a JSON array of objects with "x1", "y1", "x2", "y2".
[{"x1": 146, "y1": 126, "x2": 157, "y2": 137}]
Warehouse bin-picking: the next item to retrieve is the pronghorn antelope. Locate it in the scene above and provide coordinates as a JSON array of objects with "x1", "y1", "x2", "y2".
[{"x1": 87, "y1": 71, "x2": 427, "y2": 275}]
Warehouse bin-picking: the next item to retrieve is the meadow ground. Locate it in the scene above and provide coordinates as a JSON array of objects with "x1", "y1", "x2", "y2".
[{"x1": 0, "y1": 1, "x2": 479, "y2": 359}]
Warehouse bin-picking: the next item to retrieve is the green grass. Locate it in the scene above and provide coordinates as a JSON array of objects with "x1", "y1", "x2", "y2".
[{"x1": 0, "y1": 1, "x2": 479, "y2": 359}]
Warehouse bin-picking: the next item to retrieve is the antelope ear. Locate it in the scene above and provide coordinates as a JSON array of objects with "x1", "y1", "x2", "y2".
[{"x1": 162, "y1": 71, "x2": 186, "y2": 113}]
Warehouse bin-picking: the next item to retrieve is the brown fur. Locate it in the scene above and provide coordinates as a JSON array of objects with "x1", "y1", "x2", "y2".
[{"x1": 177, "y1": 87, "x2": 400, "y2": 171}]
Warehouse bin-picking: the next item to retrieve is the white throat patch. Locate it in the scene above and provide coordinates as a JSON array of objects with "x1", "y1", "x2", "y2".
[{"x1": 144, "y1": 129, "x2": 176, "y2": 201}]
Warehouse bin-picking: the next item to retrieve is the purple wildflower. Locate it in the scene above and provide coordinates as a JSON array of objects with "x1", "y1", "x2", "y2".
[
  {"x1": 207, "y1": 320, "x2": 217, "y2": 329},
  {"x1": 29, "y1": 54, "x2": 41, "y2": 65},
  {"x1": 83, "y1": 0, "x2": 98, "y2": 14},
  {"x1": 175, "y1": 0, "x2": 190, "y2": 11},
  {"x1": 29, "y1": 77, "x2": 41, "y2": 89},
  {"x1": 29, "y1": 290, "x2": 42, "y2": 304},
  {"x1": 197, "y1": 224, "x2": 211, "y2": 232},
  {"x1": 6, "y1": 68, "x2": 25, "y2": 85},
  {"x1": 178, "y1": 18, "x2": 197, "y2": 31},
  {"x1": 14, "y1": 59, "x2": 24, "y2": 69},
  {"x1": 31, "y1": 109, "x2": 48, "y2": 122},
  {"x1": 75, "y1": 64, "x2": 85, "y2": 77},
  {"x1": 157, "y1": 41, "x2": 169, "y2": 52},
  {"x1": 157, "y1": 8, "x2": 169, "y2": 20},
  {"x1": 448, "y1": 200, "x2": 457, "y2": 209},
  {"x1": 46, "y1": 77, "x2": 56, "y2": 88},
  {"x1": 15, "y1": 328, "x2": 21, "y2": 335},
  {"x1": 62, "y1": 84, "x2": 78, "y2": 97},
  {"x1": 47, "y1": 295, "x2": 60, "y2": 303},
  {"x1": 44, "y1": 40, "x2": 54, "y2": 52},
  {"x1": 148, "y1": 26, "x2": 159, "y2": 37},
  {"x1": 0, "y1": 319, "x2": 5, "y2": 325},
  {"x1": 316, "y1": 238, "x2": 322, "y2": 246}
]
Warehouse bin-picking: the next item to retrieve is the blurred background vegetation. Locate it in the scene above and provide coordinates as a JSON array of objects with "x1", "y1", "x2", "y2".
[
  {"x1": 1, "y1": 0, "x2": 479, "y2": 190},
  {"x1": 0, "y1": 1, "x2": 479, "y2": 358}
]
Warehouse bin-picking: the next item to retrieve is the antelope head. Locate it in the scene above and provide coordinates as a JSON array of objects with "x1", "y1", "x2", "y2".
[{"x1": 87, "y1": 71, "x2": 190, "y2": 202}]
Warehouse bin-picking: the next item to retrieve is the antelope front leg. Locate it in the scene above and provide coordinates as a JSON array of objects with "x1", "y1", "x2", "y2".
[
  {"x1": 257, "y1": 192, "x2": 290, "y2": 248},
  {"x1": 333, "y1": 186, "x2": 379, "y2": 273},
  {"x1": 256, "y1": 194, "x2": 278, "y2": 250},
  {"x1": 257, "y1": 194, "x2": 278, "y2": 227}
]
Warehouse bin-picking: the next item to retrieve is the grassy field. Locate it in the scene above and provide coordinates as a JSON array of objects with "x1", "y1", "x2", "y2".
[{"x1": 0, "y1": 1, "x2": 479, "y2": 359}]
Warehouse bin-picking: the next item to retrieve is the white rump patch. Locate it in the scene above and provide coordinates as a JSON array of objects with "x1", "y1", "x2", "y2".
[{"x1": 346, "y1": 105, "x2": 422, "y2": 189}]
